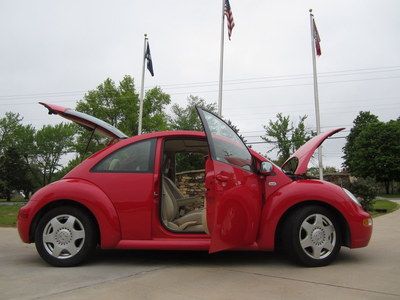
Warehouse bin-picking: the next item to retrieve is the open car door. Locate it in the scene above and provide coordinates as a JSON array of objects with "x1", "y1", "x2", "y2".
[{"x1": 196, "y1": 107, "x2": 263, "y2": 253}]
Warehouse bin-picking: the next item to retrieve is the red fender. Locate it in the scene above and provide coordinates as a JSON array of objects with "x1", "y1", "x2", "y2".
[
  {"x1": 22, "y1": 178, "x2": 121, "y2": 248},
  {"x1": 257, "y1": 179, "x2": 367, "y2": 250}
]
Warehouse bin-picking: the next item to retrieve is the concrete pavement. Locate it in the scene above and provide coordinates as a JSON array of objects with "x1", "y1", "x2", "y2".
[{"x1": 1, "y1": 209, "x2": 399, "y2": 300}]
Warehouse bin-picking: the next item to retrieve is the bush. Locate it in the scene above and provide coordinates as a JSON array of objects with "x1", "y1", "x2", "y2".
[{"x1": 344, "y1": 178, "x2": 378, "y2": 211}]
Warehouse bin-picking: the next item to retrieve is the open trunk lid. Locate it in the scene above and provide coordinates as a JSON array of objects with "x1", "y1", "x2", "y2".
[{"x1": 40, "y1": 102, "x2": 128, "y2": 140}]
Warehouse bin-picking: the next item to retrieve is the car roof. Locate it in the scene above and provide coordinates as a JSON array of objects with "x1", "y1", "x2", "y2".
[{"x1": 124, "y1": 130, "x2": 206, "y2": 143}]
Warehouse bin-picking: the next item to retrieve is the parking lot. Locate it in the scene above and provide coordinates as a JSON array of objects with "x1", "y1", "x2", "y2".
[{"x1": 1, "y1": 209, "x2": 399, "y2": 300}]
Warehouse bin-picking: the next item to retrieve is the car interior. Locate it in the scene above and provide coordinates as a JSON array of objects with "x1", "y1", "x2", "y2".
[{"x1": 161, "y1": 138, "x2": 209, "y2": 233}]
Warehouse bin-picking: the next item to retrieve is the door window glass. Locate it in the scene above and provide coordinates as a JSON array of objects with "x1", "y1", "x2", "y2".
[
  {"x1": 201, "y1": 110, "x2": 252, "y2": 171},
  {"x1": 92, "y1": 139, "x2": 156, "y2": 173}
]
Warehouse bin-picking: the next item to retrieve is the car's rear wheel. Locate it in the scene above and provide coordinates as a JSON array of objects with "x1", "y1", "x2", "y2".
[
  {"x1": 35, "y1": 206, "x2": 97, "y2": 267},
  {"x1": 282, "y1": 205, "x2": 341, "y2": 267}
]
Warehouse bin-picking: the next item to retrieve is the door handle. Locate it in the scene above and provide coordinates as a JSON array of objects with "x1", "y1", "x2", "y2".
[{"x1": 216, "y1": 174, "x2": 229, "y2": 182}]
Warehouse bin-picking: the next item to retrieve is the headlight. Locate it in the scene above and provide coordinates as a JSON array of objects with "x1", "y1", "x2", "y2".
[{"x1": 343, "y1": 188, "x2": 362, "y2": 206}]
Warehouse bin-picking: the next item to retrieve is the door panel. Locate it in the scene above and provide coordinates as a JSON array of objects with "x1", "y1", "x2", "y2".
[
  {"x1": 205, "y1": 159, "x2": 262, "y2": 252},
  {"x1": 197, "y1": 108, "x2": 263, "y2": 253}
]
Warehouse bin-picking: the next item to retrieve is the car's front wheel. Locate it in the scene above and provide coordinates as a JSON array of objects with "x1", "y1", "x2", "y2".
[
  {"x1": 282, "y1": 205, "x2": 341, "y2": 267},
  {"x1": 35, "y1": 206, "x2": 97, "y2": 267}
]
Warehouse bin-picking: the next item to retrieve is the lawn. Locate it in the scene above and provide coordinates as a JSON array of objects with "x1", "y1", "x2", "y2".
[
  {"x1": 370, "y1": 199, "x2": 400, "y2": 217},
  {"x1": 377, "y1": 194, "x2": 400, "y2": 199},
  {"x1": 0, "y1": 204, "x2": 23, "y2": 227}
]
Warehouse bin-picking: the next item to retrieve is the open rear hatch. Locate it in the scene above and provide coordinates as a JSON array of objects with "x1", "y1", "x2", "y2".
[
  {"x1": 281, "y1": 128, "x2": 345, "y2": 176},
  {"x1": 39, "y1": 102, "x2": 128, "y2": 140}
]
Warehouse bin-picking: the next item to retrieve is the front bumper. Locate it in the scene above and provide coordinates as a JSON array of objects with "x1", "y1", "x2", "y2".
[{"x1": 349, "y1": 211, "x2": 373, "y2": 248}]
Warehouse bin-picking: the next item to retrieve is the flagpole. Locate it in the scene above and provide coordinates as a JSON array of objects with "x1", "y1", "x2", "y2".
[
  {"x1": 138, "y1": 34, "x2": 147, "y2": 135},
  {"x1": 217, "y1": 0, "x2": 225, "y2": 116},
  {"x1": 309, "y1": 9, "x2": 323, "y2": 180}
]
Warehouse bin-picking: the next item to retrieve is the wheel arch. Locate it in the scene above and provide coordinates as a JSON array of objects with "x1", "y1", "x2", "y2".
[
  {"x1": 25, "y1": 178, "x2": 122, "y2": 248},
  {"x1": 29, "y1": 199, "x2": 100, "y2": 245},
  {"x1": 274, "y1": 200, "x2": 351, "y2": 250}
]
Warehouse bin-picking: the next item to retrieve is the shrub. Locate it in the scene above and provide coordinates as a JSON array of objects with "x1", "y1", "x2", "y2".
[{"x1": 344, "y1": 178, "x2": 378, "y2": 211}]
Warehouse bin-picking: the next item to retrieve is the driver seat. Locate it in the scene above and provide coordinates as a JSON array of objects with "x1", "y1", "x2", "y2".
[{"x1": 161, "y1": 175, "x2": 204, "y2": 232}]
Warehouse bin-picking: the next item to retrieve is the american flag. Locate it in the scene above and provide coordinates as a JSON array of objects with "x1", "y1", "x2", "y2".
[
  {"x1": 224, "y1": 0, "x2": 235, "y2": 40},
  {"x1": 313, "y1": 19, "x2": 321, "y2": 56}
]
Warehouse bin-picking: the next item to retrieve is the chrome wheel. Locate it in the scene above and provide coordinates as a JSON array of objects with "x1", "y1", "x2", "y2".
[
  {"x1": 299, "y1": 213, "x2": 336, "y2": 260},
  {"x1": 42, "y1": 214, "x2": 85, "y2": 259}
]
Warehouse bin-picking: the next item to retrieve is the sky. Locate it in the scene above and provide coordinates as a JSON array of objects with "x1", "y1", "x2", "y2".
[{"x1": 1, "y1": 0, "x2": 399, "y2": 169}]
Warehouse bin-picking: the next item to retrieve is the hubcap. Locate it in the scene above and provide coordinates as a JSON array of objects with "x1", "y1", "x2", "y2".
[
  {"x1": 42, "y1": 214, "x2": 85, "y2": 259},
  {"x1": 299, "y1": 213, "x2": 336, "y2": 260}
]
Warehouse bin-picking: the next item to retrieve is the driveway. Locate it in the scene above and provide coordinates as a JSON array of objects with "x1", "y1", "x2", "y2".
[{"x1": 1, "y1": 209, "x2": 399, "y2": 300}]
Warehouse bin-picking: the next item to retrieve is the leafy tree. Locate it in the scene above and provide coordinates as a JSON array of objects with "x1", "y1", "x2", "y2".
[
  {"x1": 307, "y1": 166, "x2": 338, "y2": 178},
  {"x1": 169, "y1": 95, "x2": 245, "y2": 140},
  {"x1": 169, "y1": 95, "x2": 217, "y2": 131},
  {"x1": 75, "y1": 75, "x2": 170, "y2": 156},
  {"x1": 343, "y1": 111, "x2": 380, "y2": 170},
  {"x1": 0, "y1": 112, "x2": 35, "y2": 158},
  {"x1": 0, "y1": 113, "x2": 38, "y2": 197},
  {"x1": 32, "y1": 124, "x2": 75, "y2": 186},
  {"x1": 0, "y1": 147, "x2": 32, "y2": 201},
  {"x1": 344, "y1": 118, "x2": 400, "y2": 194},
  {"x1": 0, "y1": 112, "x2": 22, "y2": 151},
  {"x1": 261, "y1": 113, "x2": 314, "y2": 165}
]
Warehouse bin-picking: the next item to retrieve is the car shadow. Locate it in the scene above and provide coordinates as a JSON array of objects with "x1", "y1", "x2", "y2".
[
  {"x1": 89, "y1": 249, "x2": 293, "y2": 268},
  {"x1": 87, "y1": 247, "x2": 369, "y2": 268}
]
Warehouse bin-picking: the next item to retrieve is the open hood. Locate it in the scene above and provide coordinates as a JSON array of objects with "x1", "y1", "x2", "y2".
[
  {"x1": 281, "y1": 128, "x2": 345, "y2": 176},
  {"x1": 39, "y1": 102, "x2": 128, "y2": 140}
]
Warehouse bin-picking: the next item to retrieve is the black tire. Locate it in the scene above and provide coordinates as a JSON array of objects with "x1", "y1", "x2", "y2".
[
  {"x1": 282, "y1": 205, "x2": 341, "y2": 267},
  {"x1": 35, "y1": 206, "x2": 97, "y2": 267}
]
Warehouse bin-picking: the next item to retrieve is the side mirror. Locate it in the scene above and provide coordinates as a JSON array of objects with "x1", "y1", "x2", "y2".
[{"x1": 259, "y1": 161, "x2": 273, "y2": 175}]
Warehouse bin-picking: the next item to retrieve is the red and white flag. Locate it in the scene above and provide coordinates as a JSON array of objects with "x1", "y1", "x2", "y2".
[
  {"x1": 313, "y1": 19, "x2": 321, "y2": 56},
  {"x1": 224, "y1": 0, "x2": 235, "y2": 40}
]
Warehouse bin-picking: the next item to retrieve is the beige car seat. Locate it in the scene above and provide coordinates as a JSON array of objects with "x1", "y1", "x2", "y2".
[{"x1": 161, "y1": 176, "x2": 204, "y2": 232}]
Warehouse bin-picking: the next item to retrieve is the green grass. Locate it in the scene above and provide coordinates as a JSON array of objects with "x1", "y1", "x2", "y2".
[
  {"x1": 0, "y1": 204, "x2": 23, "y2": 227},
  {"x1": 0, "y1": 196, "x2": 27, "y2": 202},
  {"x1": 370, "y1": 199, "x2": 400, "y2": 217},
  {"x1": 377, "y1": 194, "x2": 400, "y2": 199}
]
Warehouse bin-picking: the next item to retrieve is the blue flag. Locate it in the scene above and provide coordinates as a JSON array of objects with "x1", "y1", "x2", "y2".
[{"x1": 145, "y1": 42, "x2": 154, "y2": 76}]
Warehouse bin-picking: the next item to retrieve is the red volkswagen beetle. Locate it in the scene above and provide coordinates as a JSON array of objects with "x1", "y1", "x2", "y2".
[{"x1": 17, "y1": 103, "x2": 372, "y2": 267}]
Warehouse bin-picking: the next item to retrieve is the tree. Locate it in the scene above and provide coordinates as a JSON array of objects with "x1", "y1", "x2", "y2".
[
  {"x1": 343, "y1": 111, "x2": 380, "y2": 170},
  {"x1": 0, "y1": 112, "x2": 22, "y2": 151},
  {"x1": 169, "y1": 95, "x2": 245, "y2": 140},
  {"x1": 261, "y1": 113, "x2": 314, "y2": 165},
  {"x1": 0, "y1": 113, "x2": 38, "y2": 198},
  {"x1": 75, "y1": 75, "x2": 171, "y2": 156},
  {"x1": 307, "y1": 166, "x2": 338, "y2": 178},
  {"x1": 0, "y1": 112, "x2": 35, "y2": 157},
  {"x1": 32, "y1": 124, "x2": 75, "y2": 186},
  {"x1": 169, "y1": 95, "x2": 217, "y2": 131},
  {"x1": 344, "y1": 117, "x2": 400, "y2": 194},
  {"x1": 0, "y1": 147, "x2": 32, "y2": 201}
]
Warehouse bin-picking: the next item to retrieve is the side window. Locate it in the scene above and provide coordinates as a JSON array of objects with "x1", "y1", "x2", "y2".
[
  {"x1": 92, "y1": 139, "x2": 156, "y2": 173},
  {"x1": 200, "y1": 109, "x2": 253, "y2": 171}
]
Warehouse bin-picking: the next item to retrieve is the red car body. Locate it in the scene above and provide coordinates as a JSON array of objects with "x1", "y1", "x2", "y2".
[{"x1": 17, "y1": 103, "x2": 372, "y2": 265}]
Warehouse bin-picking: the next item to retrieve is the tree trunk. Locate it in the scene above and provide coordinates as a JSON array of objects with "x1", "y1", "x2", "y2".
[{"x1": 384, "y1": 181, "x2": 390, "y2": 194}]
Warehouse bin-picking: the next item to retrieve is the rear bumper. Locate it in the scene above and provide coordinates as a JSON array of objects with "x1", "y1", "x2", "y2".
[{"x1": 17, "y1": 205, "x2": 31, "y2": 243}]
